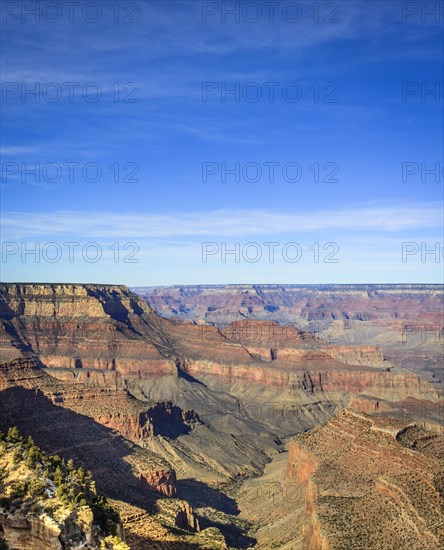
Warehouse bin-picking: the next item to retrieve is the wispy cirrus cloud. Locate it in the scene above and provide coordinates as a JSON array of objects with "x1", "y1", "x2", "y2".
[
  {"x1": 1, "y1": 203, "x2": 441, "y2": 240},
  {"x1": 0, "y1": 146, "x2": 42, "y2": 157}
]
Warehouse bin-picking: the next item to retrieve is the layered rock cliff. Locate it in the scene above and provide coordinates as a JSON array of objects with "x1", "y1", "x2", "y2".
[
  {"x1": 0, "y1": 283, "x2": 438, "y2": 429},
  {"x1": 0, "y1": 283, "x2": 442, "y2": 548},
  {"x1": 285, "y1": 410, "x2": 444, "y2": 549},
  {"x1": 0, "y1": 283, "x2": 175, "y2": 375},
  {"x1": 184, "y1": 360, "x2": 437, "y2": 402},
  {"x1": 134, "y1": 284, "x2": 443, "y2": 326}
]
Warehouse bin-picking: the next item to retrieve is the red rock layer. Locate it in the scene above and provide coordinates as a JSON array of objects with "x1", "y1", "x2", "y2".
[
  {"x1": 286, "y1": 410, "x2": 444, "y2": 549},
  {"x1": 0, "y1": 283, "x2": 175, "y2": 376},
  {"x1": 0, "y1": 284, "x2": 438, "y2": 406}
]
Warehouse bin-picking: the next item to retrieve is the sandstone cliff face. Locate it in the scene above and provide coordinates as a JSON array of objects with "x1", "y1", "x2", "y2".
[
  {"x1": 0, "y1": 283, "x2": 175, "y2": 376},
  {"x1": 287, "y1": 441, "x2": 318, "y2": 483},
  {"x1": 0, "y1": 507, "x2": 100, "y2": 550},
  {"x1": 1, "y1": 511, "x2": 62, "y2": 549},
  {"x1": 95, "y1": 411, "x2": 154, "y2": 443},
  {"x1": 327, "y1": 345, "x2": 386, "y2": 367},
  {"x1": 140, "y1": 468, "x2": 177, "y2": 498},
  {"x1": 286, "y1": 410, "x2": 444, "y2": 549}
]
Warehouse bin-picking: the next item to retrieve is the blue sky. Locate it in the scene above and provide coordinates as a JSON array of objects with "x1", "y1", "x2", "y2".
[{"x1": 1, "y1": 0, "x2": 443, "y2": 284}]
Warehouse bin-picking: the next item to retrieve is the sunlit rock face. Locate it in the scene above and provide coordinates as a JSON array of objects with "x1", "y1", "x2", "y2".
[
  {"x1": 285, "y1": 410, "x2": 444, "y2": 549},
  {"x1": 0, "y1": 283, "x2": 175, "y2": 375}
]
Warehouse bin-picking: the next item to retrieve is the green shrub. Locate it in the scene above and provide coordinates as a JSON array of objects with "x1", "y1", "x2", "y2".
[
  {"x1": 28, "y1": 478, "x2": 46, "y2": 498},
  {"x1": 0, "y1": 497, "x2": 11, "y2": 509},
  {"x1": 50, "y1": 455, "x2": 62, "y2": 468},
  {"x1": 76, "y1": 468, "x2": 85, "y2": 484},
  {"x1": 53, "y1": 466, "x2": 64, "y2": 486},
  {"x1": 25, "y1": 446, "x2": 41, "y2": 468},
  {"x1": 91, "y1": 496, "x2": 119, "y2": 535},
  {"x1": 6, "y1": 427, "x2": 22, "y2": 444},
  {"x1": 11, "y1": 450, "x2": 21, "y2": 465},
  {"x1": 9, "y1": 480, "x2": 28, "y2": 500}
]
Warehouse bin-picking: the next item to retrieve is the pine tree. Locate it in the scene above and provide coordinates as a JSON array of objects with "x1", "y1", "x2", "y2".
[
  {"x1": 53, "y1": 466, "x2": 64, "y2": 486},
  {"x1": 6, "y1": 427, "x2": 21, "y2": 444}
]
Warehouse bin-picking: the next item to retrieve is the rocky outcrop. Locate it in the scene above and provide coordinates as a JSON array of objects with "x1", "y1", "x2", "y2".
[
  {"x1": 0, "y1": 283, "x2": 176, "y2": 376},
  {"x1": 140, "y1": 468, "x2": 177, "y2": 498},
  {"x1": 96, "y1": 411, "x2": 154, "y2": 443},
  {"x1": 95, "y1": 403, "x2": 200, "y2": 447},
  {"x1": 172, "y1": 501, "x2": 199, "y2": 532},
  {"x1": 348, "y1": 395, "x2": 444, "y2": 432},
  {"x1": 1, "y1": 511, "x2": 61, "y2": 549},
  {"x1": 0, "y1": 507, "x2": 98, "y2": 550},
  {"x1": 286, "y1": 410, "x2": 444, "y2": 549}
]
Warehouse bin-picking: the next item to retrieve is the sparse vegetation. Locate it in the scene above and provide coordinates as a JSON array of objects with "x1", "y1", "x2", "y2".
[{"x1": 0, "y1": 427, "x2": 128, "y2": 549}]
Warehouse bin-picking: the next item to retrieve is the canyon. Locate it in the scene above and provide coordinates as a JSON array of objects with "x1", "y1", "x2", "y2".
[
  {"x1": 135, "y1": 284, "x2": 444, "y2": 394},
  {"x1": 0, "y1": 282, "x2": 442, "y2": 548},
  {"x1": 237, "y1": 408, "x2": 444, "y2": 549},
  {"x1": 134, "y1": 284, "x2": 443, "y2": 327}
]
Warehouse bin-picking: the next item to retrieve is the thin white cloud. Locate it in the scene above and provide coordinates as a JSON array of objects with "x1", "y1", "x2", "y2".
[
  {"x1": 0, "y1": 146, "x2": 41, "y2": 156},
  {"x1": 1, "y1": 204, "x2": 442, "y2": 240}
]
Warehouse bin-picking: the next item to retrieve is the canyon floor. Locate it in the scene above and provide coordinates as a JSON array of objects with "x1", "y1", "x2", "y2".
[{"x1": 0, "y1": 283, "x2": 442, "y2": 549}]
